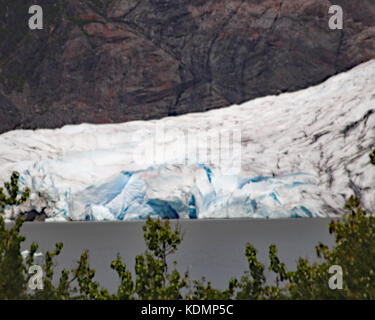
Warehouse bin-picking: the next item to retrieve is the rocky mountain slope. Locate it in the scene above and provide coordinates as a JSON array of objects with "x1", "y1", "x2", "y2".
[{"x1": 0, "y1": 0, "x2": 375, "y2": 134}]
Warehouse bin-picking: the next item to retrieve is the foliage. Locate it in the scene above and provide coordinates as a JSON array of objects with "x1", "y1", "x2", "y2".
[
  {"x1": 0, "y1": 171, "x2": 30, "y2": 299},
  {"x1": 0, "y1": 217, "x2": 28, "y2": 299},
  {"x1": 0, "y1": 171, "x2": 30, "y2": 212},
  {"x1": 229, "y1": 195, "x2": 375, "y2": 300},
  {"x1": 285, "y1": 195, "x2": 375, "y2": 299}
]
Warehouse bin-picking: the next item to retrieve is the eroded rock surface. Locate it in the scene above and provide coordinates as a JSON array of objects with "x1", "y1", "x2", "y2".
[{"x1": 0, "y1": 0, "x2": 374, "y2": 133}]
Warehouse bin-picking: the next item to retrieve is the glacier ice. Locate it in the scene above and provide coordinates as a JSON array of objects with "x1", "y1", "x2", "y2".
[{"x1": 0, "y1": 60, "x2": 375, "y2": 221}]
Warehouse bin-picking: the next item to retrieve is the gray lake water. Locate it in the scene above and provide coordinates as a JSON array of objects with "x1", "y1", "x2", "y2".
[{"x1": 19, "y1": 218, "x2": 334, "y2": 292}]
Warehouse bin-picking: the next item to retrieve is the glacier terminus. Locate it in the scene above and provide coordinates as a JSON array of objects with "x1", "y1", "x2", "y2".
[{"x1": 0, "y1": 60, "x2": 374, "y2": 221}]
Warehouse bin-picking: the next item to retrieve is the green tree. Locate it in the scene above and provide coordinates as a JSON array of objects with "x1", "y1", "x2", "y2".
[
  {"x1": 0, "y1": 172, "x2": 31, "y2": 299},
  {"x1": 283, "y1": 195, "x2": 375, "y2": 299},
  {"x1": 0, "y1": 171, "x2": 30, "y2": 213},
  {"x1": 248, "y1": 149, "x2": 375, "y2": 300},
  {"x1": 113, "y1": 217, "x2": 189, "y2": 300},
  {"x1": 0, "y1": 172, "x2": 107, "y2": 300}
]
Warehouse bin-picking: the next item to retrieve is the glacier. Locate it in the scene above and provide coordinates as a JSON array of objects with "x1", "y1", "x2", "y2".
[{"x1": 0, "y1": 60, "x2": 375, "y2": 221}]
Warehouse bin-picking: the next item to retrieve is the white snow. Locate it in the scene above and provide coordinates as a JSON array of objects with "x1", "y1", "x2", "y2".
[{"x1": 0, "y1": 60, "x2": 374, "y2": 221}]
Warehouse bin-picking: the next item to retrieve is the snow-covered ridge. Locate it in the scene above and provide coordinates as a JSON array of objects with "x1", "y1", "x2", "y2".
[{"x1": 1, "y1": 60, "x2": 375, "y2": 221}]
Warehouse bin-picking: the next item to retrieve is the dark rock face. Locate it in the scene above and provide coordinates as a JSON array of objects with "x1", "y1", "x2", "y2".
[
  {"x1": 0, "y1": 93, "x2": 21, "y2": 133},
  {"x1": 0, "y1": 0, "x2": 374, "y2": 133},
  {"x1": 20, "y1": 208, "x2": 47, "y2": 222}
]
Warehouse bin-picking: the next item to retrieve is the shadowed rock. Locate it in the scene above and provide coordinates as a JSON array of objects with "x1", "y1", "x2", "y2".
[{"x1": 21, "y1": 208, "x2": 47, "y2": 222}]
